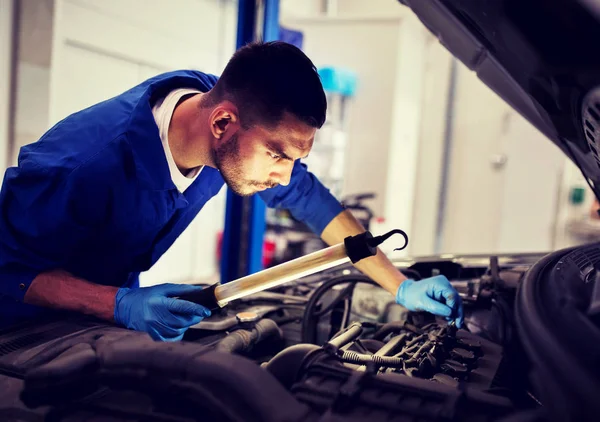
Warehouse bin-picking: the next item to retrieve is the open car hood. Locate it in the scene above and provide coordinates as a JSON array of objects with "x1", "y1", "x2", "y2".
[{"x1": 398, "y1": 0, "x2": 600, "y2": 199}]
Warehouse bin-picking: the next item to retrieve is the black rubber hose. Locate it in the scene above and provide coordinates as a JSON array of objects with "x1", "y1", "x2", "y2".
[
  {"x1": 356, "y1": 339, "x2": 387, "y2": 353},
  {"x1": 264, "y1": 344, "x2": 322, "y2": 389},
  {"x1": 372, "y1": 321, "x2": 422, "y2": 340},
  {"x1": 272, "y1": 316, "x2": 302, "y2": 326},
  {"x1": 301, "y1": 275, "x2": 378, "y2": 344},
  {"x1": 214, "y1": 319, "x2": 282, "y2": 354},
  {"x1": 372, "y1": 321, "x2": 406, "y2": 340},
  {"x1": 313, "y1": 282, "x2": 356, "y2": 317}
]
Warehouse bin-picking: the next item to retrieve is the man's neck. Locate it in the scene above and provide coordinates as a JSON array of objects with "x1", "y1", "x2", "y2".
[{"x1": 168, "y1": 93, "x2": 216, "y2": 172}]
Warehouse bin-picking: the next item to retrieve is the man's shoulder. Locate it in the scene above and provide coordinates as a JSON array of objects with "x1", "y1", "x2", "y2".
[
  {"x1": 13, "y1": 69, "x2": 220, "y2": 187},
  {"x1": 17, "y1": 124, "x2": 130, "y2": 178},
  {"x1": 14, "y1": 143, "x2": 130, "y2": 209}
]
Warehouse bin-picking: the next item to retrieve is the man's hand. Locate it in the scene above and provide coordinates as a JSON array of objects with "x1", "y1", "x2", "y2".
[
  {"x1": 320, "y1": 210, "x2": 464, "y2": 327},
  {"x1": 395, "y1": 275, "x2": 464, "y2": 328},
  {"x1": 114, "y1": 283, "x2": 211, "y2": 342}
]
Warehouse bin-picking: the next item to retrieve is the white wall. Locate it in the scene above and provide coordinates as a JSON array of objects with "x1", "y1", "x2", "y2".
[
  {"x1": 495, "y1": 112, "x2": 564, "y2": 252},
  {"x1": 9, "y1": 0, "x2": 54, "y2": 167},
  {"x1": 280, "y1": 0, "x2": 320, "y2": 17},
  {"x1": 49, "y1": 0, "x2": 234, "y2": 125},
  {"x1": 281, "y1": 0, "x2": 404, "y2": 18},
  {"x1": 45, "y1": 0, "x2": 236, "y2": 285},
  {"x1": 327, "y1": 0, "x2": 404, "y2": 17},
  {"x1": 439, "y1": 61, "x2": 565, "y2": 254},
  {"x1": 409, "y1": 38, "x2": 453, "y2": 256},
  {"x1": 379, "y1": 12, "x2": 428, "y2": 257},
  {"x1": 0, "y1": 0, "x2": 13, "y2": 171}
]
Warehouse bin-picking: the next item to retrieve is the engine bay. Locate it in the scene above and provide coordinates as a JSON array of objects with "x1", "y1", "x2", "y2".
[{"x1": 0, "y1": 249, "x2": 598, "y2": 421}]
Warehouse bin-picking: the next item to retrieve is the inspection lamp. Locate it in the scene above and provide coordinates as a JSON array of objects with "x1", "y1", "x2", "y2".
[{"x1": 179, "y1": 229, "x2": 409, "y2": 311}]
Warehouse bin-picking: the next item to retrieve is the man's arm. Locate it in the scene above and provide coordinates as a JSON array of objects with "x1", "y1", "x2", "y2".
[
  {"x1": 321, "y1": 209, "x2": 463, "y2": 327},
  {"x1": 0, "y1": 157, "x2": 210, "y2": 341},
  {"x1": 24, "y1": 270, "x2": 118, "y2": 321},
  {"x1": 0, "y1": 161, "x2": 120, "y2": 321},
  {"x1": 259, "y1": 161, "x2": 463, "y2": 326},
  {"x1": 320, "y1": 210, "x2": 406, "y2": 295},
  {"x1": 24, "y1": 270, "x2": 211, "y2": 342}
]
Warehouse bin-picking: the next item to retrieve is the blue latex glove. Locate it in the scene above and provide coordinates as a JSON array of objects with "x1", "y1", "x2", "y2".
[
  {"x1": 395, "y1": 275, "x2": 464, "y2": 328},
  {"x1": 114, "y1": 283, "x2": 211, "y2": 342}
]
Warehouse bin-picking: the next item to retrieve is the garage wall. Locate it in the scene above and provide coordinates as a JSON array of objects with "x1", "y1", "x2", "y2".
[
  {"x1": 9, "y1": 0, "x2": 54, "y2": 167},
  {"x1": 280, "y1": 0, "x2": 403, "y2": 18},
  {"x1": 45, "y1": 0, "x2": 237, "y2": 285},
  {"x1": 439, "y1": 61, "x2": 565, "y2": 254},
  {"x1": 380, "y1": 13, "x2": 429, "y2": 257},
  {"x1": 408, "y1": 38, "x2": 453, "y2": 256},
  {"x1": 0, "y1": 0, "x2": 14, "y2": 172},
  {"x1": 48, "y1": 0, "x2": 234, "y2": 125},
  {"x1": 328, "y1": 0, "x2": 404, "y2": 17}
]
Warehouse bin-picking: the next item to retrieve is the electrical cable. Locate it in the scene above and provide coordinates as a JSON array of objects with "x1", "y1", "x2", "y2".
[
  {"x1": 301, "y1": 274, "x2": 378, "y2": 344},
  {"x1": 490, "y1": 299, "x2": 506, "y2": 345},
  {"x1": 491, "y1": 296, "x2": 513, "y2": 346},
  {"x1": 340, "y1": 297, "x2": 350, "y2": 331},
  {"x1": 313, "y1": 282, "x2": 356, "y2": 317}
]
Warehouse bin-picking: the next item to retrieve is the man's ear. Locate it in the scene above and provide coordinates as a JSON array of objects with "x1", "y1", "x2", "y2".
[{"x1": 210, "y1": 102, "x2": 240, "y2": 142}]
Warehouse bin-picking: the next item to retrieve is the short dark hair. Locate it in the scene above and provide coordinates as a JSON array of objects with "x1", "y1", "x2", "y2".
[{"x1": 209, "y1": 41, "x2": 327, "y2": 129}]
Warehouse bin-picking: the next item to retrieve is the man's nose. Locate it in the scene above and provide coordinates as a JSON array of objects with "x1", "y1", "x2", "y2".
[{"x1": 272, "y1": 162, "x2": 293, "y2": 186}]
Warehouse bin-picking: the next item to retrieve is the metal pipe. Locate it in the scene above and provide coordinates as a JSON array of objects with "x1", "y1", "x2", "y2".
[
  {"x1": 215, "y1": 243, "x2": 349, "y2": 306},
  {"x1": 326, "y1": 322, "x2": 363, "y2": 349}
]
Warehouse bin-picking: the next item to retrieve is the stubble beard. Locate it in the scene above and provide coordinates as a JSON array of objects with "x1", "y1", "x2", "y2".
[{"x1": 213, "y1": 135, "x2": 254, "y2": 197}]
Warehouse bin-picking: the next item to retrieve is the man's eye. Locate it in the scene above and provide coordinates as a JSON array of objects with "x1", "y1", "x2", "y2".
[{"x1": 268, "y1": 152, "x2": 280, "y2": 160}]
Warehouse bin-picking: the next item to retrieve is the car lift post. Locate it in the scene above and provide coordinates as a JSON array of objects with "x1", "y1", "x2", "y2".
[{"x1": 220, "y1": 0, "x2": 280, "y2": 284}]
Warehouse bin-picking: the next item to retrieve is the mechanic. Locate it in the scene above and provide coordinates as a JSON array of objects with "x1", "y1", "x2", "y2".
[{"x1": 0, "y1": 41, "x2": 463, "y2": 341}]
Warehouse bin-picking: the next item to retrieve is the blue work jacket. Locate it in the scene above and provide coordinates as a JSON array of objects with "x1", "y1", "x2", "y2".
[{"x1": 0, "y1": 70, "x2": 344, "y2": 326}]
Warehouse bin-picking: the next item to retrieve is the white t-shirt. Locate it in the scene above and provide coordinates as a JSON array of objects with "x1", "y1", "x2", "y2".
[{"x1": 152, "y1": 88, "x2": 203, "y2": 193}]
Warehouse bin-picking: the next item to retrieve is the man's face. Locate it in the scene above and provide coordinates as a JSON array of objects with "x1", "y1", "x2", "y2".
[{"x1": 213, "y1": 113, "x2": 315, "y2": 196}]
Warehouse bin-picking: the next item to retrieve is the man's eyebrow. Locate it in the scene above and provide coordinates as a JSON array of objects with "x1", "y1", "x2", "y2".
[
  {"x1": 266, "y1": 142, "x2": 293, "y2": 160},
  {"x1": 292, "y1": 137, "x2": 314, "y2": 151}
]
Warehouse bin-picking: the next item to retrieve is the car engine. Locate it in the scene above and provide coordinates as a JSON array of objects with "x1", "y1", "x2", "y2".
[{"x1": 0, "y1": 251, "x2": 570, "y2": 422}]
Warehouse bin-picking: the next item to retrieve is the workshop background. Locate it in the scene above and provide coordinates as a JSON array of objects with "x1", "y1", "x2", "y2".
[{"x1": 0, "y1": 0, "x2": 595, "y2": 287}]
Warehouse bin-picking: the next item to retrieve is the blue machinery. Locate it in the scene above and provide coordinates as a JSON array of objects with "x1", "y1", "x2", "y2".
[{"x1": 220, "y1": 0, "x2": 280, "y2": 283}]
